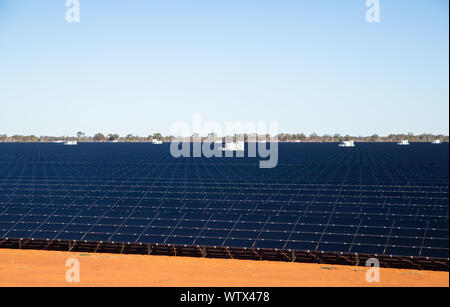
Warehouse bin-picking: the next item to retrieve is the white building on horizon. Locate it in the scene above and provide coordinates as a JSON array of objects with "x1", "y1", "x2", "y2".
[
  {"x1": 223, "y1": 141, "x2": 245, "y2": 152},
  {"x1": 64, "y1": 141, "x2": 77, "y2": 146},
  {"x1": 339, "y1": 140, "x2": 355, "y2": 147}
]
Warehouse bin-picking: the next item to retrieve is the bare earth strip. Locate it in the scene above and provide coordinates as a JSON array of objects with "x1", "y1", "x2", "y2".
[{"x1": 0, "y1": 249, "x2": 448, "y2": 287}]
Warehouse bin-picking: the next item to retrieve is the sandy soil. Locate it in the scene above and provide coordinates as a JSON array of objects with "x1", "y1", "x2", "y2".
[{"x1": 0, "y1": 248, "x2": 448, "y2": 287}]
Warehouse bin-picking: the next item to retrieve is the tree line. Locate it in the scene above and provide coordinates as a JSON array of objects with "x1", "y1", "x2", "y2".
[{"x1": 0, "y1": 132, "x2": 448, "y2": 143}]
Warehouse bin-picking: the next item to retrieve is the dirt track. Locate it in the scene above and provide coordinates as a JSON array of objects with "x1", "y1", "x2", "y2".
[{"x1": 0, "y1": 249, "x2": 448, "y2": 287}]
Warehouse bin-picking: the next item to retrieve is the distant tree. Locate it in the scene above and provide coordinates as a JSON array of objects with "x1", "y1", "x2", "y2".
[
  {"x1": 77, "y1": 131, "x2": 85, "y2": 141},
  {"x1": 190, "y1": 133, "x2": 200, "y2": 142},
  {"x1": 285, "y1": 134, "x2": 292, "y2": 142},
  {"x1": 1, "y1": 131, "x2": 448, "y2": 143},
  {"x1": 153, "y1": 133, "x2": 163, "y2": 141},
  {"x1": 370, "y1": 134, "x2": 380, "y2": 142},
  {"x1": 93, "y1": 133, "x2": 105, "y2": 142},
  {"x1": 107, "y1": 134, "x2": 119, "y2": 141},
  {"x1": 333, "y1": 134, "x2": 342, "y2": 142},
  {"x1": 125, "y1": 134, "x2": 136, "y2": 142},
  {"x1": 309, "y1": 133, "x2": 318, "y2": 142}
]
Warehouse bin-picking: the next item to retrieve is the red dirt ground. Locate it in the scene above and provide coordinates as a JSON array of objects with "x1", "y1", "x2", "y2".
[{"x1": 0, "y1": 249, "x2": 448, "y2": 287}]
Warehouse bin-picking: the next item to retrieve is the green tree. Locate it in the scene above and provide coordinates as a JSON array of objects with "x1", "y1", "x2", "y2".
[
  {"x1": 370, "y1": 134, "x2": 380, "y2": 142},
  {"x1": 77, "y1": 131, "x2": 85, "y2": 141},
  {"x1": 94, "y1": 133, "x2": 105, "y2": 142},
  {"x1": 153, "y1": 133, "x2": 163, "y2": 141},
  {"x1": 125, "y1": 134, "x2": 136, "y2": 142},
  {"x1": 309, "y1": 133, "x2": 318, "y2": 142},
  {"x1": 108, "y1": 134, "x2": 119, "y2": 141}
]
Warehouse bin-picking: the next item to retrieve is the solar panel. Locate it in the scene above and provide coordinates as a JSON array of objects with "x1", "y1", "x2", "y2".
[{"x1": 0, "y1": 142, "x2": 448, "y2": 268}]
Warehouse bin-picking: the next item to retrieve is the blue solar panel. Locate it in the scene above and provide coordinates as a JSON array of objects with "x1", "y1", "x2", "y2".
[{"x1": 0, "y1": 142, "x2": 448, "y2": 262}]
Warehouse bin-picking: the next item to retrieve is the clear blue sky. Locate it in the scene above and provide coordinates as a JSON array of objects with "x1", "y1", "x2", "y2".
[{"x1": 0, "y1": 0, "x2": 448, "y2": 137}]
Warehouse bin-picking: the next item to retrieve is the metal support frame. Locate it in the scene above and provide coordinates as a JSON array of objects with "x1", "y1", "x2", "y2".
[
  {"x1": 0, "y1": 238, "x2": 447, "y2": 272},
  {"x1": 147, "y1": 244, "x2": 153, "y2": 255},
  {"x1": 226, "y1": 248, "x2": 233, "y2": 259},
  {"x1": 94, "y1": 242, "x2": 102, "y2": 253},
  {"x1": 251, "y1": 249, "x2": 262, "y2": 261},
  {"x1": 308, "y1": 251, "x2": 325, "y2": 264},
  {"x1": 200, "y1": 247, "x2": 207, "y2": 258}
]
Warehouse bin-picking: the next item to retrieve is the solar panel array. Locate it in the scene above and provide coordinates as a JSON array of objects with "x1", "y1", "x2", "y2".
[{"x1": 0, "y1": 142, "x2": 448, "y2": 259}]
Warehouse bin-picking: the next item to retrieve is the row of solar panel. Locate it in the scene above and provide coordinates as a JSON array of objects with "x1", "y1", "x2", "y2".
[
  {"x1": 1, "y1": 179, "x2": 446, "y2": 188},
  {"x1": 1, "y1": 230, "x2": 447, "y2": 258},
  {"x1": 0, "y1": 180, "x2": 447, "y2": 188},
  {"x1": 1, "y1": 217, "x2": 448, "y2": 234},
  {"x1": 0, "y1": 210, "x2": 446, "y2": 222},
  {"x1": 1, "y1": 204, "x2": 448, "y2": 219},
  {"x1": 0, "y1": 204, "x2": 447, "y2": 219},
  {"x1": 0, "y1": 213, "x2": 448, "y2": 229},
  {"x1": 6, "y1": 180, "x2": 444, "y2": 186},
  {"x1": 1, "y1": 153, "x2": 444, "y2": 161},
  {"x1": 0, "y1": 156, "x2": 443, "y2": 164},
  {"x1": 0, "y1": 184, "x2": 446, "y2": 193},
  {"x1": 1, "y1": 206, "x2": 447, "y2": 220},
  {"x1": 4, "y1": 159, "x2": 439, "y2": 164},
  {"x1": 0, "y1": 171, "x2": 447, "y2": 180},
  {"x1": 5, "y1": 191, "x2": 444, "y2": 198},
  {"x1": 0, "y1": 195, "x2": 448, "y2": 206},
  {"x1": 1, "y1": 208, "x2": 447, "y2": 226},
  {"x1": 0, "y1": 190, "x2": 447, "y2": 201},
  {"x1": 1, "y1": 223, "x2": 447, "y2": 239},
  {"x1": 0, "y1": 195, "x2": 447, "y2": 204},
  {"x1": 1, "y1": 196, "x2": 447, "y2": 205},
  {"x1": 2, "y1": 168, "x2": 447, "y2": 179},
  {"x1": 7, "y1": 161, "x2": 439, "y2": 167},
  {"x1": 0, "y1": 181, "x2": 448, "y2": 191},
  {"x1": 1, "y1": 187, "x2": 447, "y2": 195},
  {"x1": 1, "y1": 197, "x2": 448, "y2": 209}
]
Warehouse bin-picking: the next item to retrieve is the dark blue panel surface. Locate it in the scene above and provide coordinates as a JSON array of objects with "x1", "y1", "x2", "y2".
[{"x1": 0, "y1": 142, "x2": 448, "y2": 260}]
